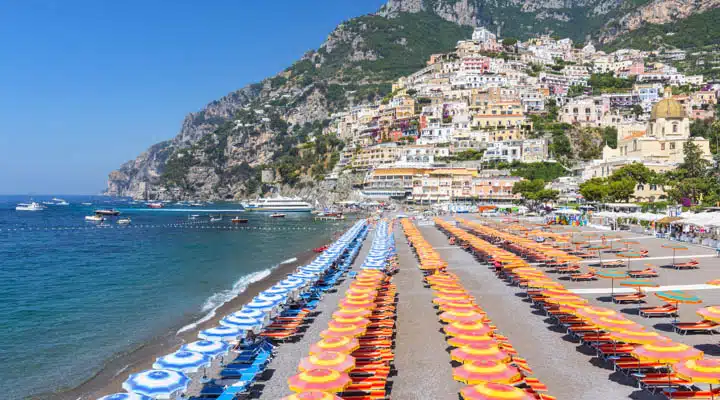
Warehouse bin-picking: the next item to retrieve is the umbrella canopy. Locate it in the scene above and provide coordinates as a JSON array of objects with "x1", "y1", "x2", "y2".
[
  {"x1": 310, "y1": 336, "x2": 360, "y2": 355},
  {"x1": 697, "y1": 306, "x2": 720, "y2": 323},
  {"x1": 594, "y1": 270, "x2": 628, "y2": 279},
  {"x1": 338, "y1": 299, "x2": 376, "y2": 310},
  {"x1": 448, "y1": 333, "x2": 497, "y2": 348},
  {"x1": 122, "y1": 369, "x2": 190, "y2": 399},
  {"x1": 332, "y1": 315, "x2": 371, "y2": 325},
  {"x1": 662, "y1": 244, "x2": 689, "y2": 250},
  {"x1": 576, "y1": 306, "x2": 618, "y2": 320},
  {"x1": 152, "y1": 351, "x2": 211, "y2": 373},
  {"x1": 220, "y1": 314, "x2": 262, "y2": 332},
  {"x1": 298, "y1": 351, "x2": 356, "y2": 373},
  {"x1": 673, "y1": 359, "x2": 720, "y2": 385},
  {"x1": 332, "y1": 309, "x2": 372, "y2": 319},
  {"x1": 281, "y1": 392, "x2": 343, "y2": 400},
  {"x1": 445, "y1": 321, "x2": 494, "y2": 337},
  {"x1": 180, "y1": 340, "x2": 230, "y2": 358},
  {"x1": 460, "y1": 383, "x2": 535, "y2": 400},
  {"x1": 233, "y1": 308, "x2": 266, "y2": 321},
  {"x1": 591, "y1": 316, "x2": 642, "y2": 332},
  {"x1": 619, "y1": 279, "x2": 659, "y2": 288},
  {"x1": 98, "y1": 394, "x2": 151, "y2": 400},
  {"x1": 707, "y1": 279, "x2": 720, "y2": 286},
  {"x1": 287, "y1": 368, "x2": 351, "y2": 393},
  {"x1": 608, "y1": 330, "x2": 669, "y2": 345},
  {"x1": 323, "y1": 321, "x2": 367, "y2": 337},
  {"x1": 440, "y1": 310, "x2": 487, "y2": 324},
  {"x1": 198, "y1": 325, "x2": 243, "y2": 342},
  {"x1": 246, "y1": 297, "x2": 284, "y2": 312},
  {"x1": 451, "y1": 343, "x2": 510, "y2": 364},
  {"x1": 655, "y1": 291, "x2": 702, "y2": 304},
  {"x1": 452, "y1": 360, "x2": 523, "y2": 385},
  {"x1": 632, "y1": 341, "x2": 703, "y2": 364},
  {"x1": 262, "y1": 286, "x2": 293, "y2": 296}
]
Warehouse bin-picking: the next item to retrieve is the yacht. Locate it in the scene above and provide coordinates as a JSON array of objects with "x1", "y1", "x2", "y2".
[
  {"x1": 242, "y1": 195, "x2": 312, "y2": 212},
  {"x1": 117, "y1": 217, "x2": 131, "y2": 225},
  {"x1": 16, "y1": 202, "x2": 45, "y2": 211},
  {"x1": 85, "y1": 215, "x2": 105, "y2": 222}
]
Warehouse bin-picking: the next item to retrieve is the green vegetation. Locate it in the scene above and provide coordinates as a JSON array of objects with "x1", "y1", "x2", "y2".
[
  {"x1": 511, "y1": 162, "x2": 568, "y2": 182},
  {"x1": 441, "y1": 149, "x2": 485, "y2": 162},
  {"x1": 588, "y1": 73, "x2": 635, "y2": 94},
  {"x1": 512, "y1": 179, "x2": 559, "y2": 205}
]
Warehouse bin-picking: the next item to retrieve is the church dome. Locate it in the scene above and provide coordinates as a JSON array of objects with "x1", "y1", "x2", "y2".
[{"x1": 651, "y1": 98, "x2": 685, "y2": 120}]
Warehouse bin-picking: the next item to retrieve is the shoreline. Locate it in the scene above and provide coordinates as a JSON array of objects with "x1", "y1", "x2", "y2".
[{"x1": 41, "y1": 242, "x2": 331, "y2": 400}]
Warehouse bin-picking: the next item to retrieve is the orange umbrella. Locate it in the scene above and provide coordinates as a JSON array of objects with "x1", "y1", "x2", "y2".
[
  {"x1": 448, "y1": 332, "x2": 497, "y2": 348},
  {"x1": 452, "y1": 360, "x2": 523, "y2": 385},
  {"x1": 332, "y1": 309, "x2": 371, "y2": 319},
  {"x1": 440, "y1": 310, "x2": 487, "y2": 324},
  {"x1": 673, "y1": 359, "x2": 720, "y2": 398},
  {"x1": 633, "y1": 341, "x2": 703, "y2": 364},
  {"x1": 444, "y1": 321, "x2": 494, "y2": 337},
  {"x1": 321, "y1": 322, "x2": 366, "y2": 338},
  {"x1": 460, "y1": 382, "x2": 535, "y2": 400},
  {"x1": 451, "y1": 343, "x2": 511, "y2": 364},
  {"x1": 298, "y1": 351, "x2": 355, "y2": 373},
  {"x1": 281, "y1": 392, "x2": 343, "y2": 400},
  {"x1": 338, "y1": 298, "x2": 376, "y2": 310},
  {"x1": 310, "y1": 336, "x2": 360, "y2": 355},
  {"x1": 590, "y1": 316, "x2": 643, "y2": 332},
  {"x1": 575, "y1": 306, "x2": 618, "y2": 320},
  {"x1": 287, "y1": 369, "x2": 351, "y2": 393},
  {"x1": 697, "y1": 306, "x2": 720, "y2": 323},
  {"x1": 332, "y1": 315, "x2": 371, "y2": 325}
]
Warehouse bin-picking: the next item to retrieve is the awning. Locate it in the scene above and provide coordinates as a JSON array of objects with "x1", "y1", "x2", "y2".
[{"x1": 657, "y1": 216, "x2": 683, "y2": 224}]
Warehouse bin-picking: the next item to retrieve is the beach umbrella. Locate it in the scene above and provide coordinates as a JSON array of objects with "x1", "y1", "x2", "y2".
[
  {"x1": 122, "y1": 369, "x2": 190, "y2": 399},
  {"x1": 324, "y1": 321, "x2": 367, "y2": 337},
  {"x1": 608, "y1": 330, "x2": 669, "y2": 345},
  {"x1": 450, "y1": 343, "x2": 510, "y2": 364},
  {"x1": 619, "y1": 279, "x2": 659, "y2": 310},
  {"x1": 338, "y1": 298, "x2": 376, "y2": 310},
  {"x1": 233, "y1": 307, "x2": 267, "y2": 323},
  {"x1": 344, "y1": 292, "x2": 374, "y2": 302},
  {"x1": 180, "y1": 340, "x2": 230, "y2": 358},
  {"x1": 590, "y1": 315, "x2": 643, "y2": 332},
  {"x1": 593, "y1": 269, "x2": 628, "y2": 297},
  {"x1": 440, "y1": 302, "x2": 482, "y2": 313},
  {"x1": 278, "y1": 277, "x2": 308, "y2": 288},
  {"x1": 697, "y1": 306, "x2": 720, "y2": 323},
  {"x1": 293, "y1": 271, "x2": 319, "y2": 280},
  {"x1": 586, "y1": 244, "x2": 610, "y2": 264},
  {"x1": 220, "y1": 314, "x2": 262, "y2": 332},
  {"x1": 298, "y1": 351, "x2": 356, "y2": 373},
  {"x1": 622, "y1": 240, "x2": 640, "y2": 250},
  {"x1": 332, "y1": 309, "x2": 372, "y2": 319},
  {"x1": 661, "y1": 243, "x2": 688, "y2": 267},
  {"x1": 444, "y1": 321, "x2": 494, "y2": 337},
  {"x1": 262, "y1": 286, "x2": 293, "y2": 297},
  {"x1": 448, "y1": 332, "x2": 497, "y2": 348},
  {"x1": 673, "y1": 359, "x2": 720, "y2": 399},
  {"x1": 98, "y1": 394, "x2": 151, "y2": 400},
  {"x1": 281, "y1": 392, "x2": 343, "y2": 400},
  {"x1": 246, "y1": 297, "x2": 283, "y2": 314},
  {"x1": 198, "y1": 325, "x2": 244, "y2": 342},
  {"x1": 707, "y1": 279, "x2": 720, "y2": 286},
  {"x1": 452, "y1": 360, "x2": 523, "y2": 385},
  {"x1": 287, "y1": 368, "x2": 351, "y2": 393},
  {"x1": 575, "y1": 306, "x2": 618, "y2": 320},
  {"x1": 460, "y1": 382, "x2": 535, "y2": 400},
  {"x1": 617, "y1": 252, "x2": 645, "y2": 269},
  {"x1": 152, "y1": 350, "x2": 211, "y2": 373},
  {"x1": 655, "y1": 290, "x2": 702, "y2": 321},
  {"x1": 440, "y1": 310, "x2": 487, "y2": 324},
  {"x1": 436, "y1": 292, "x2": 471, "y2": 302},
  {"x1": 542, "y1": 293, "x2": 588, "y2": 307},
  {"x1": 310, "y1": 336, "x2": 360, "y2": 355},
  {"x1": 633, "y1": 341, "x2": 703, "y2": 389}
]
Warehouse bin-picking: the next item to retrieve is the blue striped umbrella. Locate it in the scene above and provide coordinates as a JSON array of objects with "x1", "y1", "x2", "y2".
[
  {"x1": 220, "y1": 314, "x2": 262, "y2": 332},
  {"x1": 122, "y1": 369, "x2": 190, "y2": 399},
  {"x1": 246, "y1": 297, "x2": 282, "y2": 313},
  {"x1": 262, "y1": 286, "x2": 292, "y2": 296},
  {"x1": 292, "y1": 271, "x2": 318, "y2": 279},
  {"x1": 152, "y1": 351, "x2": 211, "y2": 373},
  {"x1": 180, "y1": 340, "x2": 230, "y2": 358},
  {"x1": 257, "y1": 292, "x2": 287, "y2": 303},
  {"x1": 98, "y1": 393, "x2": 151, "y2": 400},
  {"x1": 276, "y1": 278, "x2": 306, "y2": 289},
  {"x1": 233, "y1": 307, "x2": 267, "y2": 321},
  {"x1": 198, "y1": 325, "x2": 244, "y2": 342}
]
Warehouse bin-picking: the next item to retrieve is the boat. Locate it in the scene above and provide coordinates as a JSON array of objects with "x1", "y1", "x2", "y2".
[
  {"x1": 95, "y1": 209, "x2": 120, "y2": 216},
  {"x1": 242, "y1": 195, "x2": 312, "y2": 212},
  {"x1": 189, "y1": 214, "x2": 200, "y2": 220},
  {"x1": 56, "y1": 200, "x2": 69, "y2": 206},
  {"x1": 147, "y1": 202, "x2": 163, "y2": 209},
  {"x1": 231, "y1": 217, "x2": 249, "y2": 224},
  {"x1": 117, "y1": 218, "x2": 131, "y2": 225},
  {"x1": 313, "y1": 245, "x2": 329, "y2": 253},
  {"x1": 81, "y1": 202, "x2": 92, "y2": 206},
  {"x1": 270, "y1": 213, "x2": 286, "y2": 218},
  {"x1": 42, "y1": 201, "x2": 54, "y2": 205},
  {"x1": 16, "y1": 202, "x2": 45, "y2": 211},
  {"x1": 85, "y1": 215, "x2": 104, "y2": 222},
  {"x1": 210, "y1": 216, "x2": 223, "y2": 222}
]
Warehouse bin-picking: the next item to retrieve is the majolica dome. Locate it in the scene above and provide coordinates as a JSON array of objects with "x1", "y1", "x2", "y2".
[{"x1": 651, "y1": 98, "x2": 686, "y2": 120}]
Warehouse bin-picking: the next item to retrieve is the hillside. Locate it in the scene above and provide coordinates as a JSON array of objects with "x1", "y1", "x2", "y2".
[{"x1": 106, "y1": 0, "x2": 719, "y2": 201}]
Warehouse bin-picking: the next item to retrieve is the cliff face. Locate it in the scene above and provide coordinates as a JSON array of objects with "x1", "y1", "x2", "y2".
[{"x1": 106, "y1": 0, "x2": 718, "y2": 200}]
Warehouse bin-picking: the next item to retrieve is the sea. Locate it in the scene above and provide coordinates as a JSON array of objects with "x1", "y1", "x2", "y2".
[{"x1": 0, "y1": 195, "x2": 349, "y2": 399}]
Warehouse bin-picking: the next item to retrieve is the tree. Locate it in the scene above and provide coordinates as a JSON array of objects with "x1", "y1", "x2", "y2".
[
  {"x1": 502, "y1": 38, "x2": 518, "y2": 47},
  {"x1": 607, "y1": 179, "x2": 636, "y2": 202},
  {"x1": 631, "y1": 104, "x2": 644, "y2": 118},
  {"x1": 579, "y1": 178, "x2": 608, "y2": 202},
  {"x1": 679, "y1": 139, "x2": 710, "y2": 179},
  {"x1": 609, "y1": 163, "x2": 655, "y2": 184},
  {"x1": 602, "y1": 126, "x2": 618, "y2": 149},
  {"x1": 512, "y1": 179, "x2": 558, "y2": 208}
]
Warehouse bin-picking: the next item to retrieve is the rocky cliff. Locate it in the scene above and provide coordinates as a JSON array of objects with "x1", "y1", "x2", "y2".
[{"x1": 106, "y1": 0, "x2": 718, "y2": 200}]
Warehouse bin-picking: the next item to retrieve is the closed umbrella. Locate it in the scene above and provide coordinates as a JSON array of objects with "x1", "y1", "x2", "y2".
[{"x1": 122, "y1": 369, "x2": 190, "y2": 399}]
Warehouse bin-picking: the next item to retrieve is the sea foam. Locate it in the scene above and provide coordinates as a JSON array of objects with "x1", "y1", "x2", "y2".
[{"x1": 177, "y1": 268, "x2": 273, "y2": 334}]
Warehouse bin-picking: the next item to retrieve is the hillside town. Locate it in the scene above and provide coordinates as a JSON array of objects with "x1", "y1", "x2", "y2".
[{"x1": 325, "y1": 27, "x2": 716, "y2": 208}]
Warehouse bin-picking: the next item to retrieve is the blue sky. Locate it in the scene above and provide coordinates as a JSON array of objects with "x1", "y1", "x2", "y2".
[{"x1": 0, "y1": 0, "x2": 386, "y2": 195}]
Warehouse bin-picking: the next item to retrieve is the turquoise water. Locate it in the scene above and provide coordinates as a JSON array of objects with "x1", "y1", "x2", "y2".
[{"x1": 0, "y1": 196, "x2": 346, "y2": 399}]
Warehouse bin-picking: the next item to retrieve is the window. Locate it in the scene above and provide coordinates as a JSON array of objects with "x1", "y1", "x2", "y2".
[
  {"x1": 637, "y1": 184, "x2": 645, "y2": 191},
  {"x1": 673, "y1": 124, "x2": 678, "y2": 133},
  {"x1": 650, "y1": 184, "x2": 658, "y2": 190},
  {"x1": 661, "y1": 143, "x2": 665, "y2": 150},
  {"x1": 670, "y1": 142, "x2": 676, "y2": 150}
]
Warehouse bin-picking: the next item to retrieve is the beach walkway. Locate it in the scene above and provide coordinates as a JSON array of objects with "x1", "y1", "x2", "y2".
[
  {"x1": 419, "y1": 223, "x2": 659, "y2": 400},
  {"x1": 255, "y1": 228, "x2": 377, "y2": 399},
  {"x1": 391, "y1": 228, "x2": 461, "y2": 400}
]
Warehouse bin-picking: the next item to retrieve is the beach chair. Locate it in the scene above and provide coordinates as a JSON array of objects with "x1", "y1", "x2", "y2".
[
  {"x1": 555, "y1": 265, "x2": 580, "y2": 274},
  {"x1": 639, "y1": 373, "x2": 692, "y2": 393},
  {"x1": 570, "y1": 272, "x2": 596, "y2": 281},
  {"x1": 628, "y1": 268, "x2": 659, "y2": 278},
  {"x1": 662, "y1": 387, "x2": 720, "y2": 399},
  {"x1": 674, "y1": 259, "x2": 700, "y2": 270},
  {"x1": 639, "y1": 303, "x2": 678, "y2": 318},
  {"x1": 612, "y1": 291, "x2": 647, "y2": 304},
  {"x1": 601, "y1": 261, "x2": 625, "y2": 268},
  {"x1": 673, "y1": 320, "x2": 720, "y2": 335},
  {"x1": 523, "y1": 377, "x2": 548, "y2": 393}
]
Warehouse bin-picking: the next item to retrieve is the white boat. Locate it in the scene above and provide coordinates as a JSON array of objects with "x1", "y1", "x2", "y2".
[
  {"x1": 117, "y1": 218, "x2": 131, "y2": 225},
  {"x1": 85, "y1": 215, "x2": 105, "y2": 222},
  {"x1": 270, "y1": 213, "x2": 286, "y2": 218},
  {"x1": 210, "y1": 216, "x2": 222, "y2": 222},
  {"x1": 189, "y1": 214, "x2": 200, "y2": 220},
  {"x1": 81, "y1": 202, "x2": 92, "y2": 206},
  {"x1": 16, "y1": 202, "x2": 45, "y2": 211},
  {"x1": 242, "y1": 195, "x2": 312, "y2": 212}
]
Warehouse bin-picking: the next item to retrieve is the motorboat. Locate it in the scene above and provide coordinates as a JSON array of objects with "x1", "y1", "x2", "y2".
[
  {"x1": 117, "y1": 218, "x2": 131, "y2": 225},
  {"x1": 95, "y1": 209, "x2": 120, "y2": 216},
  {"x1": 210, "y1": 216, "x2": 223, "y2": 222},
  {"x1": 269, "y1": 213, "x2": 286, "y2": 218},
  {"x1": 52, "y1": 198, "x2": 69, "y2": 205},
  {"x1": 81, "y1": 202, "x2": 93, "y2": 206},
  {"x1": 189, "y1": 214, "x2": 200, "y2": 220},
  {"x1": 16, "y1": 202, "x2": 45, "y2": 211},
  {"x1": 85, "y1": 215, "x2": 104, "y2": 222},
  {"x1": 242, "y1": 195, "x2": 312, "y2": 212},
  {"x1": 148, "y1": 202, "x2": 163, "y2": 209},
  {"x1": 231, "y1": 217, "x2": 248, "y2": 224}
]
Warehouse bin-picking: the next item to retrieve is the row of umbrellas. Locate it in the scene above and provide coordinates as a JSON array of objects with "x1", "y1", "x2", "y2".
[
  {"x1": 459, "y1": 219, "x2": 720, "y2": 398},
  {"x1": 100, "y1": 220, "x2": 370, "y2": 399},
  {"x1": 283, "y1": 221, "x2": 397, "y2": 397},
  {"x1": 403, "y1": 219, "x2": 547, "y2": 400}
]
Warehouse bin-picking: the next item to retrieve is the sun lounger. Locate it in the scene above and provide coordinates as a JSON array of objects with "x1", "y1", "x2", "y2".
[
  {"x1": 570, "y1": 272, "x2": 596, "y2": 281},
  {"x1": 613, "y1": 292, "x2": 647, "y2": 304},
  {"x1": 628, "y1": 268, "x2": 659, "y2": 278},
  {"x1": 662, "y1": 388, "x2": 720, "y2": 399},
  {"x1": 601, "y1": 261, "x2": 625, "y2": 268},
  {"x1": 639, "y1": 373, "x2": 692, "y2": 393},
  {"x1": 524, "y1": 377, "x2": 548, "y2": 392},
  {"x1": 673, "y1": 320, "x2": 720, "y2": 335},
  {"x1": 639, "y1": 303, "x2": 678, "y2": 318},
  {"x1": 674, "y1": 259, "x2": 700, "y2": 270}
]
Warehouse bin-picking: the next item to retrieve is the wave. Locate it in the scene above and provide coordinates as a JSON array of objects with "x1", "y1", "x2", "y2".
[
  {"x1": 280, "y1": 257, "x2": 298, "y2": 265},
  {"x1": 176, "y1": 268, "x2": 273, "y2": 334}
]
